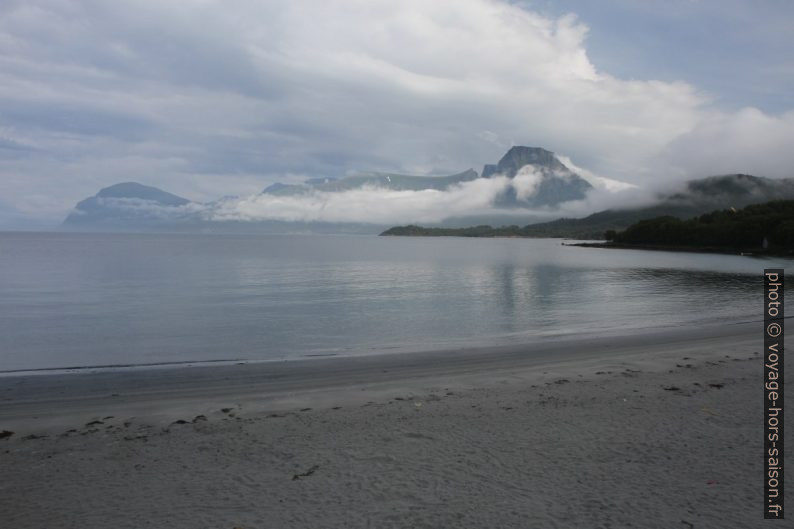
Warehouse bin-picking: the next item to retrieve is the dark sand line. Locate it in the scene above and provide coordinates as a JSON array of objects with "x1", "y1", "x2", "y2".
[{"x1": 0, "y1": 320, "x2": 759, "y2": 432}]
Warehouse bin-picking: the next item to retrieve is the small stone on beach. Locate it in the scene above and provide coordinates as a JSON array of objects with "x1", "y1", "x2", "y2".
[{"x1": 292, "y1": 465, "x2": 319, "y2": 480}]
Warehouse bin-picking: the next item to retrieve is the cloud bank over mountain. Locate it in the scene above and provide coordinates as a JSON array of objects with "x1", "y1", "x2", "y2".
[
  {"x1": 63, "y1": 147, "x2": 599, "y2": 228},
  {"x1": 63, "y1": 177, "x2": 553, "y2": 229},
  {"x1": 211, "y1": 177, "x2": 515, "y2": 225},
  {"x1": 1, "y1": 0, "x2": 793, "y2": 226}
]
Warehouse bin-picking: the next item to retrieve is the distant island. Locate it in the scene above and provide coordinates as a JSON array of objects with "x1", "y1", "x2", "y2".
[
  {"x1": 381, "y1": 224, "x2": 544, "y2": 237},
  {"x1": 384, "y1": 199, "x2": 794, "y2": 256}
]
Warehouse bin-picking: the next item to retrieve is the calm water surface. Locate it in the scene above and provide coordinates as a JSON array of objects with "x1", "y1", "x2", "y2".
[{"x1": 0, "y1": 232, "x2": 788, "y2": 371}]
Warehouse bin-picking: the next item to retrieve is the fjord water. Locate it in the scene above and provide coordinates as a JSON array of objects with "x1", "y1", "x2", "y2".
[{"x1": 0, "y1": 232, "x2": 786, "y2": 372}]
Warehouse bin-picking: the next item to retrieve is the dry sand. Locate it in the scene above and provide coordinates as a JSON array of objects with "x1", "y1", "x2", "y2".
[{"x1": 0, "y1": 321, "x2": 786, "y2": 528}]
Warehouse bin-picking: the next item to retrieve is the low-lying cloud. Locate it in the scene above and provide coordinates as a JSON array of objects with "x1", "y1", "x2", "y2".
[
  {"x1": 210, "y1": 176, "x2": 520, "y2": 225},
  {"x1": 75, "y1": 175, "x2": 610, "y2": 226}
]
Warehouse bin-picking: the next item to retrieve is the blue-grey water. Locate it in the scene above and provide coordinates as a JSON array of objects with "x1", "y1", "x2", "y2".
[{"x1": 0, "y1": 232, "x2": 788, "y2": 372}]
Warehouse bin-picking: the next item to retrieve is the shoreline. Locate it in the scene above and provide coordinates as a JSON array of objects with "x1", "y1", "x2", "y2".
[
  {"x1": 564, "y1": 241, "x2": 793, "y2": 257},
  {"x1": 1, "y1": 320, "x2": 784, "y2": 528},
  {"x1": 0, "y1": 317, "x2": 743, "y2": 377},
  {"x1": 0, "y1": 320, "x2": 758, "y2": 431}
]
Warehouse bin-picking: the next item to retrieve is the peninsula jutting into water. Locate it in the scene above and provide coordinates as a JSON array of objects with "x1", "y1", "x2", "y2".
[{"x1": 383, "y1": 199, "x2": 794, "y2": 256}]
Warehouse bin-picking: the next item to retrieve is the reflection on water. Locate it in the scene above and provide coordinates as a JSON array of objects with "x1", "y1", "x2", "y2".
[{"x1": 0, "y1": 232, "x2": 788, "y2": 371}]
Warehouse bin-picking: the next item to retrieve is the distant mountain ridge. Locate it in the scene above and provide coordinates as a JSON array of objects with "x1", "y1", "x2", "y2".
[
  {"x1": 259, "y1": 146, "x2": 593, "y2": 208},
  {"x1": 671, "y1": 173, "x2": 794, "y2": 206},
  {"x1": 61, "y1": 149, "x2": 793, "y2": 236},
  {"x1": 62, "y1": 146, "x2": 598, "y2": 231},
  {"x1": 382, "y1": 173, "x2": 794, "y2": 239},
  {"x1": 521, "y1": 173, "x2": 794, "y2": 239},
  {"x1": 262, "y1": 169, "x2": 480, "y2": 195}
]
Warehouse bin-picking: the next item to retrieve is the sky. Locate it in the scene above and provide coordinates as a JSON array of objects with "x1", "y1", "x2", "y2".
[{"x1": 0, "y1": 0, "x2": 792, "y2": 227}]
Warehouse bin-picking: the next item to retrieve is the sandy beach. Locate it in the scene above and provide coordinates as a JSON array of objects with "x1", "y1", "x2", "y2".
[{"x1": 0, "y1": 320, "x2": 785, "y2": 528}]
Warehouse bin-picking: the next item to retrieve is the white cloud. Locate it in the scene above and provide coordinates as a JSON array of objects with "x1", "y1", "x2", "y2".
[
  {"x1": 659, "y1": 107, "x2": 794, "y2": 179},
  {"x1": 511, "y1": 166, "x2": 545, "y2": 201},
  {"x1": 555, "y1": 154, "x2": 636, "y2": 192},
  {"x1": 0, "y1": 0, "x2": 792, "y2": 226},
  {"x1": 209, "y1": 177, "x2": 516, "y2": 225}
]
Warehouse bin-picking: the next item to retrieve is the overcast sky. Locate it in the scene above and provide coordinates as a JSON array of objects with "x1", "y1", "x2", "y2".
[{"x1": 1, "y1": 0, "x2": 792, "y2": 227}]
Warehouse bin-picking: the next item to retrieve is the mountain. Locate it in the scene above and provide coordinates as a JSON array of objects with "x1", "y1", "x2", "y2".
[
  {"x1": 257, "y1": 149, "x2": 594, "y2": 227},
  {"x1": 482, "y1": 146, "x2": 569, "y2": 178},
  {"x1": 262, "y1": 169, "x2": 480, "y2": 195},
  {"x1": 61, "y1": 146, "x2": 601, "y2": 232},
  {"x1": 63, "y1": 182, "x2": 195, "y2": 229},
  {"x1": 381, "y1": 173, "x2": 794, "y2": 240},
  {"x1": 261, "y1": 146, "x2": 593, "y2": 209},
  {"x1": 670, "y1": 173, "x2": 794, "y2": 206},
  {"x1": 480, "y1": 146, "x2": 593, "y2": 207},
  {"x1": 521, "y1": 173, "x2": 794, "y2": 239},
  {"x1": 62, "y1": 182, "x2": 390, "y2": 233},
  {"x1": 65, "y1": 149, "x2": 790, "y2": 236},
  {"x1": 93, "y1": 182, "x2": 190, "y2": 206}
]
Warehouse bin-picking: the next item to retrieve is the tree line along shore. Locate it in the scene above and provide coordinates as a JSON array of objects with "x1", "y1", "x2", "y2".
[{"x1": 381, "y1": 199, "x2": 794, "y2": 256}]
